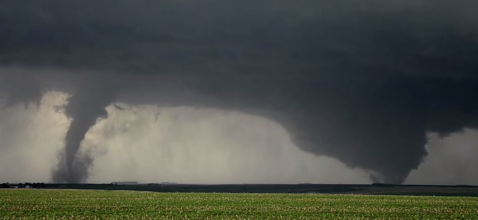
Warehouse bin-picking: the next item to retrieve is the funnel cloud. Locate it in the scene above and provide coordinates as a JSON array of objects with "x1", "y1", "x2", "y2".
[
  {"x1": 51, "y1": 82, "x2": 116, "y2": 183},
  {"x1": 1, "y1": 0, "x2": 478, "y2": 184}
]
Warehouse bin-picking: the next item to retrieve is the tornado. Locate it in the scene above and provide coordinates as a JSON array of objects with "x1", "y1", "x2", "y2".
[
  {"x1": 1, "y1": 0, "x2": 478, "y2": 184},
  {"x1": 52, "y1": 83, "x2": 115, "y2": 183}
]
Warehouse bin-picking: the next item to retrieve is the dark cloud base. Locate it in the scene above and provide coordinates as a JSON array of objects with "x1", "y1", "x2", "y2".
[{"x1": 1, "y1": 0, "x2": 478, "y2": 183}]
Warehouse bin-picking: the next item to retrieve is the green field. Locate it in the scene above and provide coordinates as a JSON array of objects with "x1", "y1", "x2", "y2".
[{"x1": 1, "y1": 189, "x2": 477, "y2": 219}]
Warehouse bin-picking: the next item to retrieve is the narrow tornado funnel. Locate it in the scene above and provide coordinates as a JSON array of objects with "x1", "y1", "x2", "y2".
[{"x1": 52, "y1": 83, "x2": 115, "y2": 183}]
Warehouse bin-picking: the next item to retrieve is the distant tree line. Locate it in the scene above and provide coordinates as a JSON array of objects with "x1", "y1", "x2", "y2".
[{"x1": 1, "y1": 182, "x2": 46, "y2": 188}]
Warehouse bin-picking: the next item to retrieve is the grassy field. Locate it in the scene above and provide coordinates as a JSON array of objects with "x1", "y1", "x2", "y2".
[
  {"x1": 1, "y1": 189, "x2": 478, "y2": 219},
  {"x1": 38, "y1": 183, "x2": 478, "y2": 196}
]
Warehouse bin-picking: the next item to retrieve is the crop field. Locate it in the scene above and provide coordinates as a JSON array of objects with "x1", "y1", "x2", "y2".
[{"x1": 1, "y1": 189, "x2": 478, "y2": 219}]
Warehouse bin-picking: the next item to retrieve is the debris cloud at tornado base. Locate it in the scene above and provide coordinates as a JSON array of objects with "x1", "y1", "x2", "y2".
[{"x1": 1, "y1": 0, "x2": 478, "y2": 184}]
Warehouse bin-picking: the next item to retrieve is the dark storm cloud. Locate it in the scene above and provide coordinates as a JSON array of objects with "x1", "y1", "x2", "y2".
[{"x1": 1, "y1": 0, "x2": 478, "y2": 183}]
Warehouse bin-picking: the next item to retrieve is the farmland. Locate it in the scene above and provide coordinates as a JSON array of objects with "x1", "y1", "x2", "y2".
[
  {"x1": 1, "y1": 189, "x2": 478, "y2": 219},
  {"x1": 40, "y1": 183, "x2": 478, "y2": 197}
]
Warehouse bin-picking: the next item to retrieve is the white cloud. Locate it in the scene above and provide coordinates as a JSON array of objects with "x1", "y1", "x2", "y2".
[
  {"x1": 0, "y1": 91, "x2": 69, "y2": 183},
  {"x1": 406, "y1": 129, "x2": 478, "y2": 185},
  {"x1": 78, "y1": 104, "x2": 371, "y2": 184}
]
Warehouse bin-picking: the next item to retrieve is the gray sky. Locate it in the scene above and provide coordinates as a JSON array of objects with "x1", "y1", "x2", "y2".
[{"x1": 1, "y1": 0, "x2": 478, "y2": 184}]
